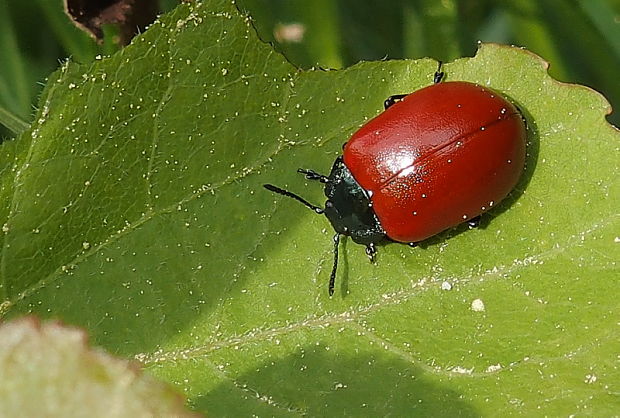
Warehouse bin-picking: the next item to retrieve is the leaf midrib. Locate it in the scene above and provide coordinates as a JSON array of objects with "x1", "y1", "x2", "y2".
[{"x1": 134, "y1": 217, "x2": 609, "y2": 368}]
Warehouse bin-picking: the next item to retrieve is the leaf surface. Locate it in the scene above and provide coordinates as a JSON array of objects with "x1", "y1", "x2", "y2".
[{"x1": 0, "y1": 1, "x2": 618, "y2": 415}]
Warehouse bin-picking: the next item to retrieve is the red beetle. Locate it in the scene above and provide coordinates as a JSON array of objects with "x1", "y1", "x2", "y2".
[{"x1": 265, "y1": 64, "x2": 527, "y2": 295}]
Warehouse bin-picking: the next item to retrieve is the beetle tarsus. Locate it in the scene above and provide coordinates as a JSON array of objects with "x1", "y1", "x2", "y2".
[
  {"x1": 384, "y1": 94, "x2": 408, "y2": 109},
  {"x1": 434, "y1": 61, "x2": 444, "y2": 83},
  {"x1": 365, "y1": 243, "x2": 377, "y2": 263}
]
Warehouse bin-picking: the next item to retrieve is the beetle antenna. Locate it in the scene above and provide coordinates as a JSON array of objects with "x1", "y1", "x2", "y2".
[
  {"x1": 263, "y1": 184, "x2": 324, "y2": 214},
  {"x1": 329, "y1": 233, "x2": 340, "y2": 296},
  {"x1": 297, "y1": 168, "x2": 329, "y2": 183}
]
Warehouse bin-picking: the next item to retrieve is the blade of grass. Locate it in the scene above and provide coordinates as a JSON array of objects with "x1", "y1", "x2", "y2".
[
  {"x1": 539, "y1": 0, "x2": 620, "y2": 125},
  {"x1": 505, "y1": 0, "x2": 570, "y2": 81},
  {"x1": 0, "y1": 1, "x2": 31, "y2": 117},
  {"x1": 293, "y1": 0, "x2": 343, "y2": 68},
  {"x1": 0, "y1": 105, "x2": 30, "y2": 135},
  {"x1": 403, "y1": 0, "x2": 462, "y2": 61},
  {"x1": 576, "y1": 0, "x2": 620, "y2": 59}
]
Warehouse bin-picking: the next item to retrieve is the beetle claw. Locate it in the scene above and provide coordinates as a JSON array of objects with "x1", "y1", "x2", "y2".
[{"x1": 467, "y1": 216, "x2": 481, "y2": 229}]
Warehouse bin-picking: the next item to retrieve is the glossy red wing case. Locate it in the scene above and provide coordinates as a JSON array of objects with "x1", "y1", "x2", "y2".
[{"x1": 343, "y1": 81, "x2": 526, "y2": 243}]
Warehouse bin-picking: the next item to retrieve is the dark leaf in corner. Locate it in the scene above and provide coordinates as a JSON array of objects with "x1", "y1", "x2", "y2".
[{"x1": 64, "y1": 0, "x2": 159, "y2": 45}]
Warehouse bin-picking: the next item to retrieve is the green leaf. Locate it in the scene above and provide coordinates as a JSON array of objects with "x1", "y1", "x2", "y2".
[
  {"x1": 1, "y1": 1, "x2": 618, "y2": 415},
  {"x1": 0, "y1": 317, "x2": 196, "y2": 416}
]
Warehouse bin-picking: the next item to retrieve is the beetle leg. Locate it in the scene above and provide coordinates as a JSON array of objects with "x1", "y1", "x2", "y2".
[
  {"x1": 434, "y1": 61, "x2": 445, "y2": 83},
  {"x1": 329, "y1": 233, "x2": 340, "y2": 296},
  {"x1": 384, "y1": 95, "x2": 408, "y2": 109},
  {"x1": 297, "y1": 168, "x2": 329, "y2": 183},
  {"x1": 365, "y1": 243, "x2": 377, "y2": 263},
  {"x1": 467, "y1": 216, "x2": 481, "y2": 229}
]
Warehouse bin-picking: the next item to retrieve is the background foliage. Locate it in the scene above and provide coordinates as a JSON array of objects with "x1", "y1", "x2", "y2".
[{"x1": 0, "y1": 0, "x2": 618, "y2": 416}]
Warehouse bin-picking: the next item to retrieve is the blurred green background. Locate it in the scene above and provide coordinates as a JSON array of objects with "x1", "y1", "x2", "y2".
[{"x1": 0, "y1": 0, "x2": 618, "y2": 141}]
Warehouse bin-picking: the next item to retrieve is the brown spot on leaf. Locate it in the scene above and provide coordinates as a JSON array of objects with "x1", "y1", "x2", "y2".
[{"x1": 64, "y1": 0, "x2": 159, "y2": 45}]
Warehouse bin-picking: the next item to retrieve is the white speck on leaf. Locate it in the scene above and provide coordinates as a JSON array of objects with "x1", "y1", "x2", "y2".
[
  {"x1": 471, "y1": 298, "x2": 485, "y2": 312},
  {"x1": 584, "y1": 374, "x2": 597, "y2": 384},
  {"x1": 441, "y1": 281, "x2": 452, "y2": 291},
  {"x1": 486, "y1": 364, "x2": 502, "y2": 373}
]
